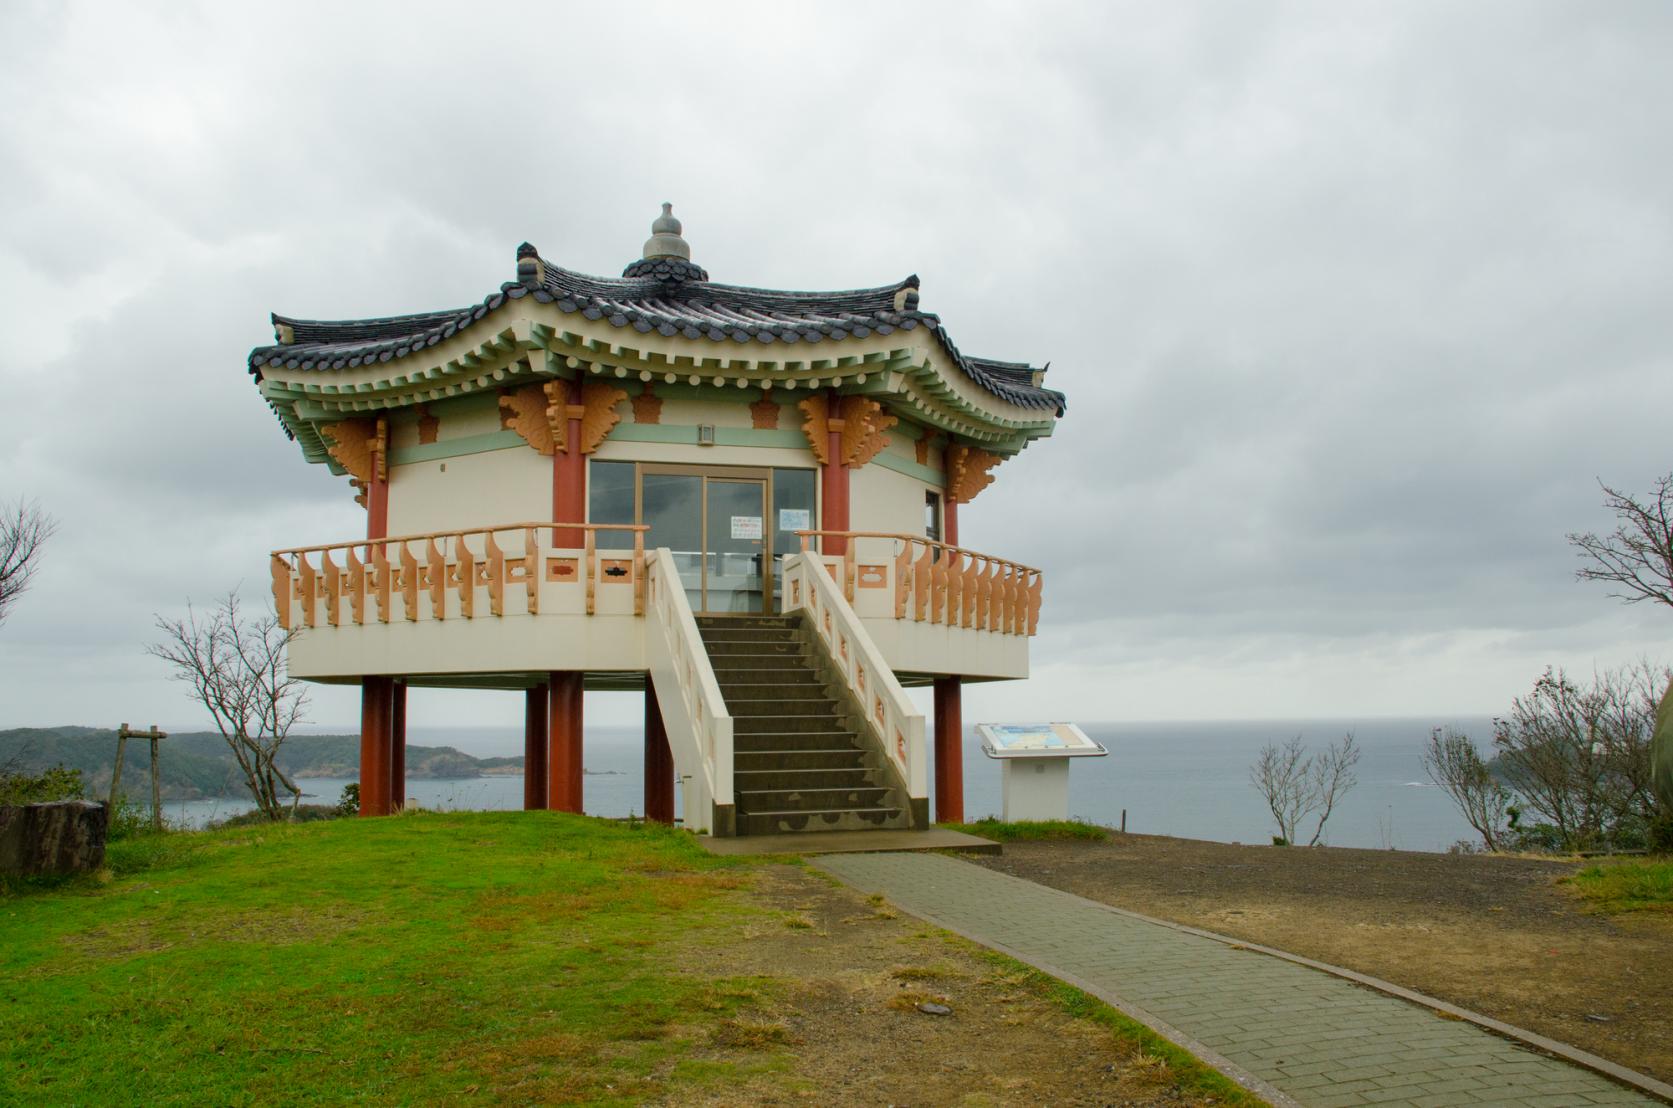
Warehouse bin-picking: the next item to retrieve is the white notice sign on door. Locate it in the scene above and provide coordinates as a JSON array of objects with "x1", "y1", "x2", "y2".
[
  {"x1": 730, "y1": 515, "x2": 763, "y2": 540},
  {"x1": 778, "y1": 508, "x2": 811, "y2": 532}
]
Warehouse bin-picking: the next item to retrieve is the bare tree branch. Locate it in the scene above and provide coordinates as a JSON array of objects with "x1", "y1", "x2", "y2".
[
  {"x1": 146, "y1": 591, "x2": 310, "y2": 821},
  {"x1": 0, "y1": 498, "x2": 58, "y2": 626},
  {"x1": 1568, "y1": 474, "x2": 1673, "y2": 609}
]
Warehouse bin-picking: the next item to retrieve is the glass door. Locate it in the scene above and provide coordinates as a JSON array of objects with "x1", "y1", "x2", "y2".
[
  {"x1": 642, "y1": 472, "x2": 703, "y2": 611},
  {"x1": 703, "y1": 478, "x2": 768, "y2": 614}
]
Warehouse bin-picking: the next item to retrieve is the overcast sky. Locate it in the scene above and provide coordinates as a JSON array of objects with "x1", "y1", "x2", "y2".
[{"x1": 2, "y1": 1, "x2": 1670, "y2": 749}]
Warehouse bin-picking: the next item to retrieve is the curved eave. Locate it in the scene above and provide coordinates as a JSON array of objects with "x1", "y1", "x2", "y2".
[{"x1": 257, "y1": 305, "x2": 1060, "y2": 456}]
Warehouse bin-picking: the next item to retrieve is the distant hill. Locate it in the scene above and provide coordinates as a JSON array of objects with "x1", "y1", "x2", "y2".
[{"x1": 0, "y1": 727, "x2": 523, "y2": 801}]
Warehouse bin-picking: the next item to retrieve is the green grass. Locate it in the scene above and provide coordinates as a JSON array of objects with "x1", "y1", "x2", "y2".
[
  {"x1": 1564, "y1": 860, "x2": 1673, "y2": 913},
  {"x1": 941, "y1": 817, "x2": 1112, "y2": 842},
  {"x1": 0, "y1": 811, "x2": 772, "y2": 1105},
  {"x1": 982, "y1": 952, "x2": 1270, "y2": 1107}
]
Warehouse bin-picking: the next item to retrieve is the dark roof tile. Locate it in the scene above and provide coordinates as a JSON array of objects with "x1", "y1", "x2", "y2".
[{"x1": 250, "y1": 248, "x2": 1065, "y2": 415}]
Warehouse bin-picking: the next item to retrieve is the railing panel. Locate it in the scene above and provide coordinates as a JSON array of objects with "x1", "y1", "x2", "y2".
[
  {"x1": 794, "y1": 531, "x2": 1041, "y2": 638},
  {"x1": 271, "y1": 522, "x2": 649, "y2": 629},
  {"x1": 645, "y1": 547, "x2": 732, "y2": 830},
  {"x1": 784, "y1": 552, "x2": 927, "y2": 800}
]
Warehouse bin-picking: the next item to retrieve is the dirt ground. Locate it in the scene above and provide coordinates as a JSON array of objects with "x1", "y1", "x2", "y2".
[
  {"x1": 974, "y1": 834, "x2": 1673, "y2": 1084},
  {"x1": 656, "y1": 863, "x2": 1246, "y2": 1107}
]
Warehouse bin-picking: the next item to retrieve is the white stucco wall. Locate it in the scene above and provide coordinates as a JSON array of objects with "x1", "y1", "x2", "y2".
[
  {"x1": 850, "y1": 461, "x2": 938, "y2": 538},
  {"x1": 387, "y1": 446, "x2": 550, "y2": 535}
]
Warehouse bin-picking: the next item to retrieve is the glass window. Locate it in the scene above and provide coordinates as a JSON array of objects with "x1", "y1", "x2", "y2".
[
  {"x1": 588, "y1": 461, "x2": 637, "y2": 549},
  {"x1": 771, "y1": 467, "x2": 817, "y2": 563}
]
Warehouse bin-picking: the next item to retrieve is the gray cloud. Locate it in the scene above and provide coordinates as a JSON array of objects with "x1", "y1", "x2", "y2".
[{"x1": 2, "y1": 1, "x2": 1670, "y2": 738}]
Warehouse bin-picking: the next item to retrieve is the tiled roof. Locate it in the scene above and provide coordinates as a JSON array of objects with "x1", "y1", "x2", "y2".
[{"x1": 249, "y1": 245, "x2": 1066, "y2": 415}]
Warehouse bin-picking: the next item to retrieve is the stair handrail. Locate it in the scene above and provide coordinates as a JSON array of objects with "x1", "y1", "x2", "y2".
[
  {"x1": 644, "y1": 547, "x2": 734, "y2": 831},
  {"x1": 782, "y1": 552, "x2": 928, "y2": 802}
]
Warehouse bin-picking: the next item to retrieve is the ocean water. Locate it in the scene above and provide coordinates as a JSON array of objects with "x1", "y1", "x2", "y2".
[{"x1": 169, "y1": 716, "x2": 1490, "y2": 852}]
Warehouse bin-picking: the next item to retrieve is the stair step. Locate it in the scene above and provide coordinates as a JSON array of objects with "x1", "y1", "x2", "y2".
[
  {"x1": 737, "y1": 807, "x2": 908, "y2": 836},
  {"x1": 735, "y1": 750, "x2": 870, "y2": 770},
  {"x1": 738, "y1": 786, "x2": 894, "y2": 809},
  {"x1": 735, "y1": 735, "x2": 863, "y2": 753},
  {"x1": 703, "y1": 641, "x2": 805, "y2": 657},
  {"x1": 735, "y1": 769, "x2": 874, "y2": 789}
]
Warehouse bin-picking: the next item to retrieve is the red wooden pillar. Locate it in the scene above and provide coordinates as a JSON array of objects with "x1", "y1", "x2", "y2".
[
  {"x1": 524, "y1": 683, "x2": 550, "y2": 810},
  {"x1": 389, "y1": 680, "x2": 407, "y2": 811},
  {"x1": 366, "y1": 473, "x2": 389, "y2": 545},
  {"x1": 644, "y1": 682, "x2": 674, "y2": 823},
  {"x1": 933, "y1": 676, "x2": 964, "y2": 825},
  {"x1": 943, "y1": 496, "x2": 959, "y2": 547},
  {"x1": 553, "y1": 378, "x2": 586, "y2": 547},
  {"x1": 821, "y1": 390, "x2": 849, "y2": 555},
  {"x1": 359, "y1": 676, "x2": 392, "y2": 817},
  {"x1": 548, "y1": 671, "x2": 584, "y2": 813}
]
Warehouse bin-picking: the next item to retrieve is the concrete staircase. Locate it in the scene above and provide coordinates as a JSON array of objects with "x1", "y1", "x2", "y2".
[{"x1": 697, "y1": 613, "x2": 910, "y2": 836}]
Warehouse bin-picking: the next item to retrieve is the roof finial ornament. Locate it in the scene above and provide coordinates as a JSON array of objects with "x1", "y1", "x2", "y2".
[
  {"x1": 623, "y1": 202, "x2": 708, "y2": 282},
  {"x1": 642, "y1": 202, "x2": 690, "y2": 261}
]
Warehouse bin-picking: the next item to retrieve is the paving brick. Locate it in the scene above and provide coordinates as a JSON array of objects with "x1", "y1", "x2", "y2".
[{"x1": 814, "y1": 854, "x2": 1659, "y2": 1108}]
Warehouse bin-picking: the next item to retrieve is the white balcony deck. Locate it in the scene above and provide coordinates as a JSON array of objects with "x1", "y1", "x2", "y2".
[{"x1": 271, "y1": 523, "x2": 1039, "y2": 685}]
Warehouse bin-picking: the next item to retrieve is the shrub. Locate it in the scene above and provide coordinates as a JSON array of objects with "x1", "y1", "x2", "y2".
[{"x1": 0, "y1": 765, "x2": 85, "y2": 806}]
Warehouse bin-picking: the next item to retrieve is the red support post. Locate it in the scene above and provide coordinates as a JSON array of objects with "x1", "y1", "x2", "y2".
[
  {"x1": 821, "y1": 390, "x2": 849, "y2": 555},
  {"x1": 359, "y1": 676, "x2": 392, "y2": 817},
  {"x1": 553, "y1": 378, "x2": 586, "y2": 548},
  {"x1": 389, "y1": 680, "x2": 407, "y2": 811},
  {"x1": 933, "y1": 676, "x2": 964, "y2": 825},
  {"x1": 367, "y1": 473, "x2": 389, "y2": 545},
  {"x1": 644, "y1": 682, "x2": 674, "y2": 824},
  {"x1": 548, "y1": 671, "x2": 584, "y2": 814},
  {"x1": 524, "y1": 683, "x2": 550, "y2": 810},
  {"x1": 943, "y1": 496, "x2": 959, "y2": 548}
]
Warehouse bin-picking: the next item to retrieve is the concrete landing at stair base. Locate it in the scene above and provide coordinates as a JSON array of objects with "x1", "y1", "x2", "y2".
[{"x1": 698, "y1": 828, "x2": 1001, "y2": 857}]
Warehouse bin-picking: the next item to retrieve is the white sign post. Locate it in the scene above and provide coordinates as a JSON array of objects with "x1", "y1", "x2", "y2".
[{"x1": 976, "y1": 723, "x2": 1107, "y2": 822}]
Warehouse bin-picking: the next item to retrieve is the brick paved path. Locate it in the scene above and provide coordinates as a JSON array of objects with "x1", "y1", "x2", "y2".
[{"x1": 817, "y1": 852, "x2": 1658, "y2": 1108}]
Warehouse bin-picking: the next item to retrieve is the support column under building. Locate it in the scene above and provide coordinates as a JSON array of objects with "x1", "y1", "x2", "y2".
[
  {"x1": 524, "y1": 683, "x2": 550, "y2": 810},
  {"x1": 359, "y1": 676, "x2": 393, "y2": 817},
  {"x1": 389, "y1": 680, "x2": 407, "y2": 811},
  {"x1": 547, "y1": 671, "x2": 584, "y2": 814},
  {"x1": 933, "y1": 676, "x2": 964, "y2": 825},
  {"x1": 644, "y1": 682, "x2": 674, "y2": 824}
]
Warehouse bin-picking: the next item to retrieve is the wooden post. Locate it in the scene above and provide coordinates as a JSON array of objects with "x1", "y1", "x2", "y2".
[
  {"x1": 524, "y1": 683, "x2": 549, "y2": 810},
  {"x1": 109, "y1": 724, "x2": 129, "y2": 812},
  {"x1": 547, "y1": 671, "x2": 584, "y2": 814},
  {"x1": 933, "y1": 677, "x2": 964, "y2": 825},
  {"x1": 114, "y1": 725, "x2": 169, "y2": 829},
  {"x1": 944, "y1": 496, "x2": 959, "y2": 548},
  {"x1": 148, "y1": 731, "x2": 161, "y2": 832},
  {"x1": 644, "y1": 682, "x2": 674, "y2": 824}
]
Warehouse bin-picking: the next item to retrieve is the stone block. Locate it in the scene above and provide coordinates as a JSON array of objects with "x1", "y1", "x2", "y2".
[{"x1": 0, "y1": 800, "x2": 109, "y2": 876}]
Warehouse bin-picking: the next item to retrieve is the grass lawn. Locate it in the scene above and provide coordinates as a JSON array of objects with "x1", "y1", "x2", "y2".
[
  {"x1": 2, "y1": 812, "x2": 773, "y2": 1105},
  {"x1": 940, "y1": 817, "x2": 1111, "y2": 842},
  {"x1": 3, "y1": 812, "x2": 1261, "y2": 1106},
  {"x1": 1565, "y1": 859, "x2": 1673, "y2": 913}
]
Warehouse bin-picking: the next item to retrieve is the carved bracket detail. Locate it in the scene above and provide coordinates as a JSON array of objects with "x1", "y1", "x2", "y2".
[
  {"x1": 578, "y1": 381, "x2": 627, "y2": 453},
  {"x1": 321, "y1": 418, "x2": 388, "y2": 484},
  {"x1": 499, "y1": 382, "x2": 565, "y2": 455},
  {"x1": 631, "y1": 382, "x2": 662, "y2": 425},
  {"x1": 750, "y1": 395, "x2": 780, "y2": 430},
  {"x1": 946, "y1": 444, "x2": 1002, "y2": 503},
  {"x1": 797, "y1": 394, "x2": 830, "y2": 465}
]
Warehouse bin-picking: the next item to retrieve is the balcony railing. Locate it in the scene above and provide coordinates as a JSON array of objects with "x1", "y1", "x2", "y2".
[
  {"x1": 794, "y1": 531, "x2": 1042, "y2": 636},
  {"x1": 271, "y1": 522, "x2": 649, "y2": 630}
]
